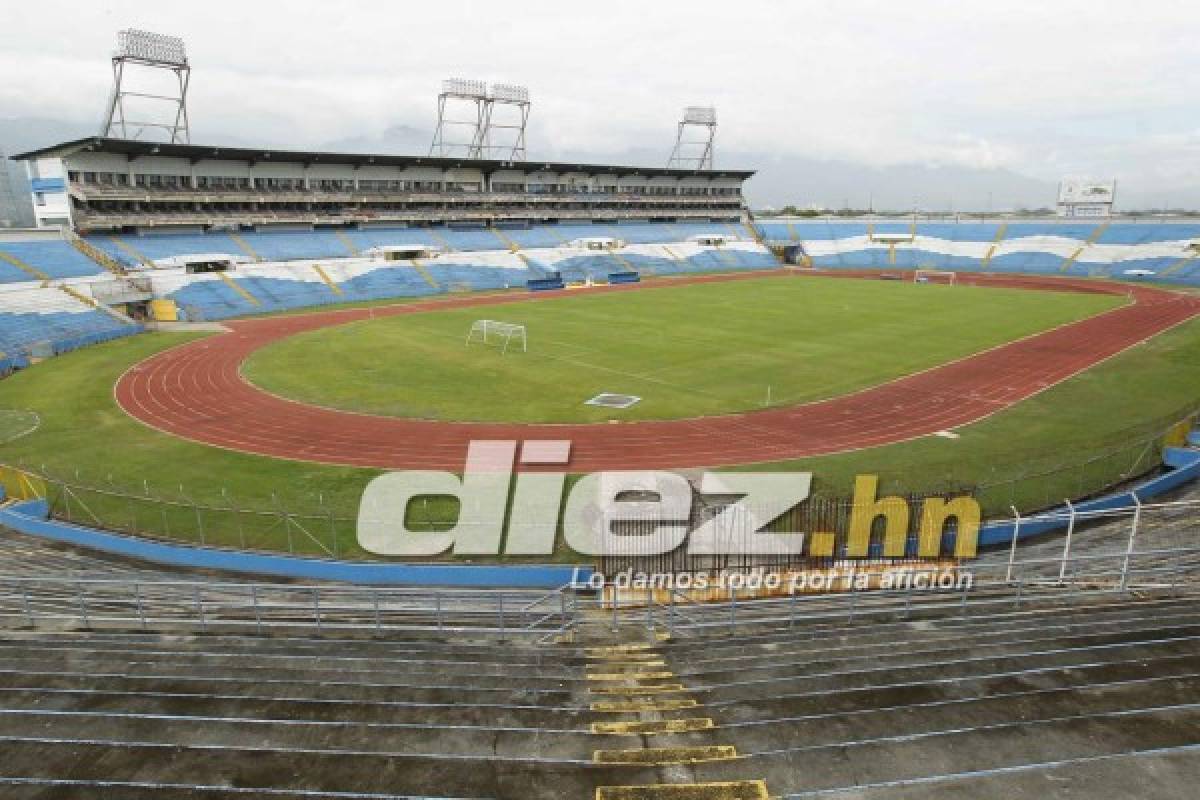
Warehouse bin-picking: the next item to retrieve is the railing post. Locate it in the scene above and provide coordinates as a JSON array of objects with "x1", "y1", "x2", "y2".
[
  {"x1": 134, "y1": 582, "x2": 146, "y2": 630},
  {"x1": 1059, "y1": 500, "x2": 1076, "y2": 585},
  {"x1": 194, "y1": 585, "x2": 207, "y2": 632},
  {"x1": 1005, "y1": 506, "x2": 1022, "y2": 584},
  {"x1": 127, "y1": 491, "x2": 139, "y2": 534},
  {"x1": 498, "y1": 593, "x2": 506, "y2": 636},
  {"x1": 1120, "y1": 495, "x2": 1142, "y2": 591},
  {"x1": 193, "y1": 495, "x2": 206, "y2": 547},
  {"x1": 729, "y1": 586, "x2": 737, "y2": 635},
  {"x1": 20, "y1": 585, "x2": 33, "y2": 627},
  {"x1": 251, "y1": 585, "x2": 262, "y2": 634},
  {"x1": 312, "y1": 587, "x2": 322, "y2": 634},
  {"x1": 667, "y1": 589, "x2": 676, "y2": 639},
  {"x1": 74, "y1": 582, "x2": 90, "y2": 628},
  {"x1": 435, "y1": 593, "x2": 443, "y2": 632}
]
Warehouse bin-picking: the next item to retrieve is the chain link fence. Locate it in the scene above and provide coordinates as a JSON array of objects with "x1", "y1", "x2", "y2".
[{"x1": 1, "y1": 404, "x2": 1196, "y2": 561}]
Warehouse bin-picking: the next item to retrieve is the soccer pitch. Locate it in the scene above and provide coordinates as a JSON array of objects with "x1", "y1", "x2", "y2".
[{"x1": 243, "y1": 275, "x2": 1121, "y2": 423}]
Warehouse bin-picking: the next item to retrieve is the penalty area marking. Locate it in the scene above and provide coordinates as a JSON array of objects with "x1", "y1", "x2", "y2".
[{"x1": 586, "y1": 393, "x2": 642, "y2": 409}]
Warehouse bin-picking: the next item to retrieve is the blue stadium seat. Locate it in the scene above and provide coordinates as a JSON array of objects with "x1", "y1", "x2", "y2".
[
  {"x1": 0, "y1": 241, "x2": 105, "y2": 282},
  {"x1": 0, "y1": 296, "x2": 140, "y2": 357}
]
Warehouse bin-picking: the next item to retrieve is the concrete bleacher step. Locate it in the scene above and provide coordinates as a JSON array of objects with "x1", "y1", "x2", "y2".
[
  {"x1": 645, "y1": 594, "x2": 1200, "y2": 797},
  {"x1": 0, "y1": 582, "x2": 1192, "y2": 797},
  {"x1": 597, "y1": 782, "x2": 769, "y2": 800},
  {"x1": 680, "y1": 704, "x2": 1200, "y2": 793},
  {"x1": 0, "y1": 644, "x2": 591, "y2": 686},
  {"x1": 675, "y1": 618, "x2": 1200, "y2": 686},
  {"x1": 0, "y1": 738, "x2": 665, "y2": 797}
]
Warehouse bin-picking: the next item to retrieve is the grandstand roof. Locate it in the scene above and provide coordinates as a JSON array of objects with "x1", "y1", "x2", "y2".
[{"x1": 10, "y1": 137, "x2": 755, "y2": 179}]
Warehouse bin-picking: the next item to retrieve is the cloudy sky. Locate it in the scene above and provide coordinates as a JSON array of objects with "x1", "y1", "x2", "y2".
[{"x1": 3, "y1": 0, "x2": 1199, "y2": 208}]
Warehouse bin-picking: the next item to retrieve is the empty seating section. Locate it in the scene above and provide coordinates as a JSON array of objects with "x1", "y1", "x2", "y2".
[
  {"x1": 503, "y1": 226, "x2": 571, "y2": 248},
  {"x1": 149, "y1": 238, "x2": 777, "y2": 320},
  {"x1": 0, "y1": 240, "x2": 106, "y2": 282},
  {"x1": 0, "y1": 287, "x2": 139, "y2": 358},
  {"x1": 23, "y1": 222, "x2": 764, "y2": 277},
  {"x1": 0, "y1": 225, "x2": 779, "y2": 348},
  {"x1": 442, "y1": 227, "x2": 504, "y2": 251},
  {"x1": 238, "y1": 276, "x2": 336, "y2": 311},
  {"x1": 424, "y1": 263, "x2": 525, "y2": 291},
  {"x1": 335, "y1": 267, "x2": 443, "y2": 302},
  {"x1": 0, "y1": 260, "x2": 34, "y2": 284},
  {"x1": 0, "y1": 572, "x2": 1194, "y2": 797},
  {"x1": 345, "y1": 227, "x2": 443, "y2": 252},
  {"x1": 235, "y1": 230, "x2": 343, "y2": 261},
  {"x1": 155, "y1": 275, "x2": 260, "y2": 321},
  {"x1": 761, "y1": 221, "x2": 1200, "y2": 284},
  {"x1": 90, "y1": 232, "x2": 244, "y2": 265}
]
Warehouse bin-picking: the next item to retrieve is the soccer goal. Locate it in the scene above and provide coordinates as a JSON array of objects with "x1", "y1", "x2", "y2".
[
  {"x1": 465, "y1": 320, "x2": 527, "y2": 354},
  {"x1": 913, "y1": 269, "x2": 957, "y2": 285}
]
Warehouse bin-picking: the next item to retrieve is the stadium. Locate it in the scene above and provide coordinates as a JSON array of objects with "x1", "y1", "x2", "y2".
[{"x1": 0, "y1": 18, "x2": 1199, "y2": 800}]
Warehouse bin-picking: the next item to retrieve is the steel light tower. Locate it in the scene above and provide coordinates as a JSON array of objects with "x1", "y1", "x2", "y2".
[
  {"x1": 668, "y1": 106, "x2": 717, "y2": 170},
  {"x1": 101, "y1": 29, "x2": 191, "y2": 143},
  {"x1": 430, "y1": 80, "x2": 531, "y2": 161},
  {"x1": 429, "y1": 79, "x2": 490, "y2": 159},
  {"x1": 482, "y1": 83, "x2": 531, "y2": 161}
]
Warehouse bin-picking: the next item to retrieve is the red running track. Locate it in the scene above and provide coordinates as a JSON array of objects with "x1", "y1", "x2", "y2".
[{"x1": 115, "y1": 272, "x2": 1200, "y2": 471}]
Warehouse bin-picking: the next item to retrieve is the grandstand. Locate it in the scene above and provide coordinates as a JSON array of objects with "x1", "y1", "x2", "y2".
[
  {"x1": 0, "y1": 137, "x2": 770, "y2": 363},
  {"x1": 757, "y1": 218, "x2": 1200, "y2": 283},
  {"x1": 15, "y1": 137, "x2": 749, "y2": 231},
  {"x1": 0, "y1": 496, "x2": 1197, "y2": 797}
]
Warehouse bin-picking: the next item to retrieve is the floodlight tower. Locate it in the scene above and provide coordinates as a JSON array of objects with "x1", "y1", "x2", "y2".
[
  {"x1": 668, "y1": 106, "x2": 717, "y2": 170},
  {"x1": 429, "y1": 79, "x2": 490, "y2": 159},
  {"x1": 101, "y1": 29, "x2": 191, "y2": 143},
  {"x1": 482, "y1": 83, "x2": 531, "y2": 161}
]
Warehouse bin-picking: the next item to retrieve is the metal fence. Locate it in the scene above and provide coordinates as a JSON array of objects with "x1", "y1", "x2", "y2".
[
  {"x1": 0, "y1": 501, "x2": 1194, "y2": 640},
  {"x1": 603, "y1": 498, "x2": 1200, "y2": 638},
  {"x1": 0, "y1": 579, "x2": 578, "y2": 642},
  {"x1": 0, "y1": 403, "x2": 1195, "y2": 563}
]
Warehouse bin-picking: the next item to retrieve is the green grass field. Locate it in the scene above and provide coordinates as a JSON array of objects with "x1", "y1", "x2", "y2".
[
  {"x1": 0, "y1": 275, "x2": 1197, "y2": 558},
  {"x1": 243, "y1": 276, "x2": 1121, "y2": 422}
]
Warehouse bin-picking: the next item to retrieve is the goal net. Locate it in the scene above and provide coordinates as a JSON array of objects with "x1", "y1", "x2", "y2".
[
  {"x1": 465, "y1": 320, "x2": 527, "y2": 354},
  {"x1": 913, "y1": 269, "x2": 957, "y2": 285}
]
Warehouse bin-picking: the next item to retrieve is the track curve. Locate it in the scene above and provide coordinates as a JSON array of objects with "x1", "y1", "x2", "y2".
[{"x1": 115, "y1": 272, "x2": 1200, "y2": 471}]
